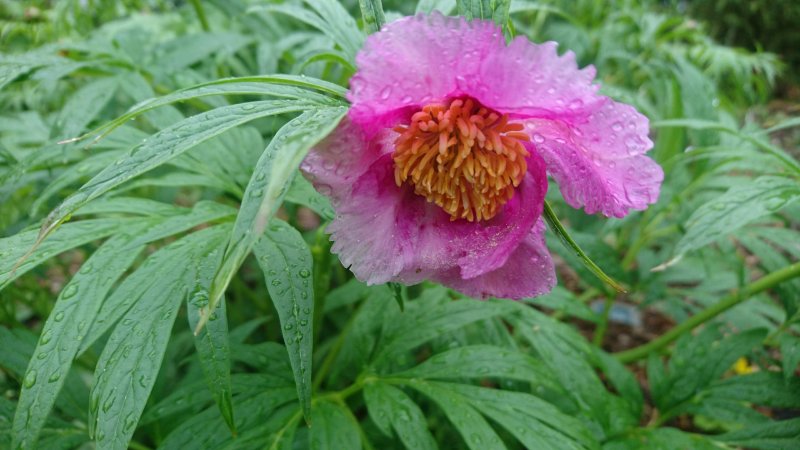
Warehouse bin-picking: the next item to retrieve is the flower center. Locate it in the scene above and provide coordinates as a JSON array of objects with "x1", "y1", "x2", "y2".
[{"x1": 392, "y1": 98, "x2": 530, "y2": 222}]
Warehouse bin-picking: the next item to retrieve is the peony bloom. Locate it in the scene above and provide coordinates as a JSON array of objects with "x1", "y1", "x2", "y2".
[{"x1": 301, "y1": 13, "x2": 663, "y2": 299}]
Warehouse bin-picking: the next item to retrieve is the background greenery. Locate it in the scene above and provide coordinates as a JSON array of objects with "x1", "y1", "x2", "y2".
[{"x1": 1, "y1": 1, "x2": 799, "y2": 449}]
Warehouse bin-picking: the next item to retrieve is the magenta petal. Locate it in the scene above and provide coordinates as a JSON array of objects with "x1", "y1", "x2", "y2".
[
  {"x1": 527, "y1": 99, "x2": 663, "y2": 218},
  {"x1": 467, "y1": 38, "x2": 600, "y2": 119},
  {"x1": 348, "y1": 12, "x2": 503, "y2": 128},
  {"x1": 439, "y1": 220, "x2": 556, "y2": 300},
  {"x1": 320, "y1": 150, "x2": 547, "y2": 293},
  {"x1": 300, "y1": 117, "x2": 392, "y2": 205}
]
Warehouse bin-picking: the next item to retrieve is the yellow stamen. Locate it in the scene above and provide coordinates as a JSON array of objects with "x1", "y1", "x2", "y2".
[{"x1": 393, "y1": 98, "x2": 529, "y2": 222}]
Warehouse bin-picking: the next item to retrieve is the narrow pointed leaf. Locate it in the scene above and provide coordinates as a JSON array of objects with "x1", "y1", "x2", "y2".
[
  {"x1": 186, "y1": 266, "x2": 235, "y2": 434},
  {"x1": 11, "y1": 234, "x2": 144, "y2": 450},
  {"x1": 32, "y1": 100, "x2": 312, "y2": 256},
  {"x1": 203, "y1": 106, "x2": 347, "y2": 333},
  {"x1": 253, "y1": 219, "x2": 315, "y2": 422},
  {"x1": 88, "y1": 225, "x2": 228, "y2": 450}
]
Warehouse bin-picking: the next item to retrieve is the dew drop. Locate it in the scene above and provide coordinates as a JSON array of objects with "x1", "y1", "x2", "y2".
[
  {"x1": 23, "y1": 370, "x2": 37, "y2": 388},
  {"x1": 61, "y1": 284, "x2": 78, "y2": 299}
]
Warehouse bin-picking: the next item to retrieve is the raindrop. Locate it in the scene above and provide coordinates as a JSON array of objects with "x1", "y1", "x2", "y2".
[
  {"x1": 47, "y1": 371, "x2": 61, "y2": 383},
  {"x1": 61, "y1": 284, "x2": 78, "y2": 299},
  {"x1": 611, "y1": 122, "x2": 623, "y2": 132},
  {"x1": 23, "y1": 370, "x2": 37, "y2": 388},
  {"x1": 298, "y1": 269, "x2": 311, "y2": 278},
  {"x1": 53, "y1": 311, "x2": 65, "y2": 322},
  {"x1": 532, "y1": 134, "x2": 545, "y2": 144}
]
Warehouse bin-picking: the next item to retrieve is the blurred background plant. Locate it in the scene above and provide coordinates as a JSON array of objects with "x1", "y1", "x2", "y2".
[{"x1": 1, "y1": 1, "x2": 798, "y2": 449}]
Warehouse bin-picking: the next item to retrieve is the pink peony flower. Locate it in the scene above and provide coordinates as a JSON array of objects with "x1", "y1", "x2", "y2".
[{"x1": 301, "y1": 13, "x2": 663, "y2": 299}]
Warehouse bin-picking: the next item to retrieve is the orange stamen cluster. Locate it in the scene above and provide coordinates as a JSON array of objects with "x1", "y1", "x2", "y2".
[{"x1": 393, "y1": 98, "x2": 530, "y2": 222}]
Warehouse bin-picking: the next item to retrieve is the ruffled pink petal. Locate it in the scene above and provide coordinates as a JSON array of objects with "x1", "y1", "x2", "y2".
[
  {"x1": 321, "y1": 149, "x2": 547, "y2": 291},
  {"x1": 300, "y1": 117, "x2": 392, "y2": 205},
  {"x1": 466, "y1": 39, "x2": 601, "y2": 120},
  {"x1": 439, "y1": 220, "x2": 556, "y2": 300},
  {"x1": 348, "y1": 13, "x2": 503, "y2": 128},
  {"x1": 526, "y1": 98, "x2": 663, "y2": 218}
]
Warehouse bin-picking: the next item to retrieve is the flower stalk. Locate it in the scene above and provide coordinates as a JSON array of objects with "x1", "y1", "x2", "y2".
[{"x1": 615, "y1": 261, "x2": 800, "y2": 363}]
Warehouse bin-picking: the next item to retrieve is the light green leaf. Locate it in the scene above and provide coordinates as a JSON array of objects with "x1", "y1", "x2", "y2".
[
  {"x1": 417, "y1": 0, "x2": 457, "y2": 14},
  {"x1": 88, "y1": 225, "x2": 228, "y2": 450},
  {"x1": 0, "y1": 218, "x2": 141, "y2": 290},
  {"x1": 310, "y1": 401, "x2": 361, "y2": 450},
  {"x1": 11, "y1": 234, "x2": 145, "y2": 450},
  {"x1": 359, "y1": 0, "x2": 386, "y2": 33},
  {"x1": 77, "y1": 205, "x2": 235, "y2": 354},
  {"x1": 36, "y1": 100, "x2": 313, "y2": 252},
  {"x1": 285, "y1": 173, "x2": 334, "y2": 219},
  {"x1": 203, "y1": 106, "x2": 347, "y2": 333},
  {"x1": 252, "y1": 1, "x2": 363, "y2": 60},
  {"x1": 54, "y1": 76, "x2": 119, "y2": 140},
  {"x1": 253, "y1": 219, "x2": 315, "y2": 421},
  {"x1": 457, "y1": 0, "x2": 511, "y2": 27},
  {"x1": 186, "y1": 262, "x2": 234, "y2": 433},
  {"x1": 363, "y1": 383, "x2": 437, "y2": 450},
  {"x1": 673, "y1": 176, "x2": 800, "y2": 259}
]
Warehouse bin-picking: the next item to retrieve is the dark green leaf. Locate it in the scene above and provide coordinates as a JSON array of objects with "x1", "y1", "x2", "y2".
[
  {"x1": 363, "y1": 383, "x2": 437, "y2": 450},
  {"x1": 309, "y1": 401, "x2": 361, "y2": 450}
]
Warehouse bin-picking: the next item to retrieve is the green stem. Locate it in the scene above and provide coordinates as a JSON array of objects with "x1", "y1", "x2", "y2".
[
  {"x1": 615, "y1": 262, "x2": 800, "y2": 363},
  {"x1": 593, "y1": 295, "x2": 614, "y2": 346},
  {"x1": 189, "y1": 0, "x2": 210, "y2": 31},
  {"x1": 312, "y1": 301, "x2": 364, "y2": 391}
]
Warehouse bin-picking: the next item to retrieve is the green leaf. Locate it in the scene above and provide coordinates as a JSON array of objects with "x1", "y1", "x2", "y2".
[
  {"x1": 11, "y1": 234, "x2": 144, "y2": 450},
  {"x1": 704, "y1": 372, "x2": 800, "y2": 409},
  {"x1": 652, "y1": 327, "x2": 767, "y2": 412},
  {"x1": 457, "y1": 0, "x2": 511, "y2": 27},
  {"x1": 204, "y1": 106, "x2": 347, "y2": 333},
  {"x1": 780, "y1": 335, "x2": 800, "y2": 381},
  {"x1": 309, "y1": 401, "x2": 361, "y2": 450},
  {"x1": 375, "y1": 297, "x2": 512, "y2": 365},
  {"x1": 88, "y1": 225, "x2": 229, "y2": 450},
  {"x1": 285, "y1": 173, "x2": 335, "y2": 220},
  {"x1": 438, "y1": 382, "x2": 598, "y2": 449},
  {"x1": 542, "y1": 201, "x2": 626, "y2": 292},
  {"x1": 715, "y1": 418, "x2": 800, "y2": 450},
  {"x1": 253, "y1": 219, "x2": 315, "y2": 421},
  {"x1": 34, "y1": 100, "x2": 312, "y2": 253},
  {"x1": 673, "y1": 176, "x2": 800, "y2": 260},
  {"x1": 0, "y1": 218, "x2": 141, "y2": 290},
  {"x1": 604, "y1": 428, "x2": 718, "y2": 450},
  {"x1": 77, "y1": 207, "x2": 234, "y2": 355},
  {"x1": 89, "y1": 75, "x2": 347, "y2": 140},
  {"x1": 53, "y1": 76, "x2": 119, "y2": 140},
  {"x1": 359, "y1": 0, "x2": 387, "y2": 33},
  {"x1": 395, "y1": 345, "x2": 556, "y2": 388},
  {"x1": 251, "y1": 2, "x2": 363, "y2": 60},
  {"x1": 407, "y1": 381, "x2": 506, "y2": 450},
  {"x1": 417, "y1": 0, "x2": 457, "y2": 14},
  {"x1": 363, "y1": 383, "x2": 437, "y2": 450},
  {"x1": 186, "y1": 263, "x2": 234, "y2": 433},
  {"x1": 159, "y1": 389, "x2": 297, "y2": 450}
]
